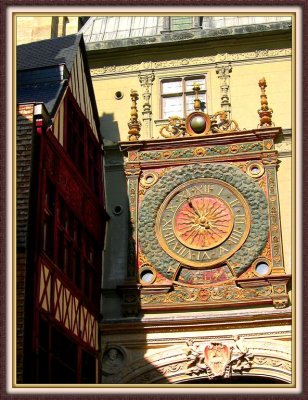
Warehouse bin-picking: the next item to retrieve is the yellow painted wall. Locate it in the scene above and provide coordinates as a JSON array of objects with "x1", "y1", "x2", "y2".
[
  {"x1": 230, "y1": 60, "x2": 292, "y2": 130},
  {"x1": 16, "y1": 16, "x2": 53, "y2": 45},
  {"x1": 16, "y1": 16, "x2": 80, "y2": 45},
  {"x1": 93, "y1": 76, "x2": 143, "y2": 143},
  {"x1": 93, "y1": 58, "x2": 291, "y2": 141}
]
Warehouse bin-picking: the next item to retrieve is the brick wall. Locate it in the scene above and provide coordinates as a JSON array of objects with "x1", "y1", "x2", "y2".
[{"x1": 16, "y1": 104, "x2": 34, "y2": 383}]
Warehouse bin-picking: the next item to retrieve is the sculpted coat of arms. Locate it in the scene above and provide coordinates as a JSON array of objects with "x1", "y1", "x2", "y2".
[{"x1": 185, "y1": 335, "x2": 253, "y2": 379}]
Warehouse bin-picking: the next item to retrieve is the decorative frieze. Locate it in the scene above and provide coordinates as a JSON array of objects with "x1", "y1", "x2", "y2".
[
  {"x1": 91, "y1": 49, "x2": 291, "y2": 77},
  {"x1": 138, "y1": 142, "x2": 263, "y2": 162},
  {"x1": 110, "y1": 335, "x2": 291, "y2": 384},
  {"x1": 140, "y1": 284, "x2": 273, "y2": 306}
]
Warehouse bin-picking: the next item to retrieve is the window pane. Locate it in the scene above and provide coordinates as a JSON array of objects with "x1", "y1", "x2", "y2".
[
  {"x1": 186, "y1": 94, "x2": 196, "y2": 115},
  {"x1": 162, "y1": 80, "x2": 182, "y2": 94},
  {"x1": 161, "y1": 75, "x2": 207, "y2": 119},
  {"x1": 163, "y1": 96, "x2": 183, "y2": 118},
  {"x1": 171, "y1": 16, "x2": 193, "y2": 31},
  {"x1": 186, "y1": 92, "x2": 207, "y2": 115},
  {"x1": 81, "y1": 350, "x2": 96, "y2": 383},
  {"x1": 185, "y1": 77, "x2": 206, "y2": 92}
]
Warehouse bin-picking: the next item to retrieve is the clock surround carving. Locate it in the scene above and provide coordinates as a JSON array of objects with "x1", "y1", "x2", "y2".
[{"x1": 139, "y1": 163, "x2": 268, "y2": 279}]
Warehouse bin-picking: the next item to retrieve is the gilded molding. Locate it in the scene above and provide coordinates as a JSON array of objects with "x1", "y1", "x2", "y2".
[
  {"x1": 91, "y1": 49, "x2": 291, "y2": 77},
  {"x1": 266, "y1": 167, "x2": 285, "y2": 274},
  {"x1": 140, "y1": 285, "x2": 273, "y2": 306},
  {"x1": 138, "y1": 142, "x2": 263, "y2": 162}
]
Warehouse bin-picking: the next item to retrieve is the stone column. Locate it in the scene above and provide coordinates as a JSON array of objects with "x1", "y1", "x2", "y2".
[
  {"x1": 138, "y1": 71, "x2": 155, "y2": 139},
  {"x1": 215, "y1": 62, "x2": 232, "y2": 117}
]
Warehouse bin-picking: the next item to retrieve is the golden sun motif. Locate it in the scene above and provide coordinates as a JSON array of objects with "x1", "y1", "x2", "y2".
[{"x1": 174, "y1": 196, "x2": 234, "y2": 250}]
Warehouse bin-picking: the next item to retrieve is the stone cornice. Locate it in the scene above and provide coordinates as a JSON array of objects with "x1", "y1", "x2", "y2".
[{"x1": 100, "y1": 306, "x2": 291, "y2": 334}]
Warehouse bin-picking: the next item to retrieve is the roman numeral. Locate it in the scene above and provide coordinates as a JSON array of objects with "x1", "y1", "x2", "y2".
[
  {"x1": 228, "y1": 229, "x2": 242, "y2": 244},
  {"x1": 235, "y1": 214, "x2": 246, "y2": 224},
  {"x1": 229, "y1": 198, "x2": 240, "y2": 208},
  {"x1": 191, "y1": 251, "x2": 211, "y2": 260},
  {"x1": 177, "y1": 189, "x2": 193, "y2": 202},
  {"x1": 217, "y1": 186, "x2": 224, "y2": 196},
  {"x1": 161, "y1": 218, "x2": 172, "y2": 228},
  {"x1": 177, "y1": 245, "x2": 190, "y2": 257},
  {"x1": 219, "y1": 246, "x2": 229, "y2": 255},
  {"x1": 164, "y1": 231, "x2": 176, "y2": 243},
  {"x1": 166, "y1": 204, "x2": 178, "y2": 213}
]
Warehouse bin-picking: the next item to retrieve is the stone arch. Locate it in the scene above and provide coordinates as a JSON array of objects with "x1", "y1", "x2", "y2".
[{"x1": 119, "y1": 338, "x2": 291, "y2": 384}]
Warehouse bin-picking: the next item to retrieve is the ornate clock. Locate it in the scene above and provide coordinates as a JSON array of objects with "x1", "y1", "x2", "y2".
[
  {"x1": 139, "y1": 163, "x2": 268, "y2": 281},
  {"x1": 120, "y1": 82, "x2": 290, "y2": 313}
]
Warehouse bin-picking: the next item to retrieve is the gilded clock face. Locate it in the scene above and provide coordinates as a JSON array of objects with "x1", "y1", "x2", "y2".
[
  {"x1": 138, "y1": 163, "x2": 269, "y2": 279},
  {"x1": 156, "y1": 178, "x2": 250, "y2": 268}
]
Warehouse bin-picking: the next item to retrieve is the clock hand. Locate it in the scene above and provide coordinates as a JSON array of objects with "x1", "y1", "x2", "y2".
[
  {"x1": 187, "y1": 198, "x2": 201, "y2": 217},
  {"x1": 187, "y1": 198, "x2": 211, "y2": 230}
]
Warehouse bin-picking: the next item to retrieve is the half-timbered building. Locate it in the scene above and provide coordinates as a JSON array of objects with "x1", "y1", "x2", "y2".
[{"x1": 16, "y1": 34, "x2": 107, "y2": 383}]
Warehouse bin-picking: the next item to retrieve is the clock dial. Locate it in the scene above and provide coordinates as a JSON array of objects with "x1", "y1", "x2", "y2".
[
  {"x1": 174, "y1": 195, "x2": 233, "y2": 250},
  {"x1": 138, "y1": 163, "x2": 269, "y2": 280},
  {"x1": 156, "y1": 179, "x2": 250, "y2": 268}
]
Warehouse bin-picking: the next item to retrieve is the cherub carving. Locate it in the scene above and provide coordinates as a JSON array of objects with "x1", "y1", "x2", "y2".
[{"x1": 231, "y1": 335, "x2": 253, "y2": 371}]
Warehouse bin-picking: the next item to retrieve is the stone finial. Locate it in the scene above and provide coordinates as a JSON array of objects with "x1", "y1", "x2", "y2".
[
  {"x1": 258, "y1": 77, "x2": 274, "y2": 127},
  {"x1": 128, "y1": 90, "x2": 141, "y2": 141},
  {"x1": 193, "y1": 82, "x2": 201, "y2": 111}
]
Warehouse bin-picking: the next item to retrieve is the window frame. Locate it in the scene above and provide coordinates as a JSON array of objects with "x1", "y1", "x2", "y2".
[
  {"x1": 63, "y1": 91, "x2": 103, "y2": 200},
  {"x1": 41, "y1": 172, "x2": 102, "y2": 305},
  {"x1": 37, "y1": 315, "x2": 97, "y2": 383},
  {"x1": 160, "y1": 74, "x2": 207, "y2": 119}
]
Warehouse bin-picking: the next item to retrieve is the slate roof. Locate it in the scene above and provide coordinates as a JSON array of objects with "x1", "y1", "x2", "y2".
[
  {"x1": 17, "y1": 33, "x2": 81, "y2": 71},
  {"x1": 17, "y1": 34, "x2": 81, "y2": 115},
  {"x1": 80, "y1": 15, "x2": 292, "y2": 44}
]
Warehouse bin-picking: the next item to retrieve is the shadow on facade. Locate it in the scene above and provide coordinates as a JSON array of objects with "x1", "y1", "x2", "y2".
[{"x1": 99, "y1": 111, "x2": 149, "y2": 384}]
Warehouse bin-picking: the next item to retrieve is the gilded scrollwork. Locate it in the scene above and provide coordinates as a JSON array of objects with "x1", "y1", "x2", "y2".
[
  {"x1": 159, "y1": 116, "x2": 186, "y2": 138},
  {"x1": 159, "y1": 111, "x2": 240, "y2": 139},
  {"x1": 211, "y1": 111, "x2": 239, "y2": 134}
]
